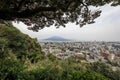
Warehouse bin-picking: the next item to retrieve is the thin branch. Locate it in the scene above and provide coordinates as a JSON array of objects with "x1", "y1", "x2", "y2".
[
  {"x1": 18, "y1": 7, "x2": 57, "y2": 18},
  {"x1": 78, "y1": 0, "x2": 89, "y2": 13},
  {"x1": 42, "y1": 13, "x2": 55, "y2": 19},
  {"x1": 16, "y1": 0, "x2": 26, "y2": 11}
]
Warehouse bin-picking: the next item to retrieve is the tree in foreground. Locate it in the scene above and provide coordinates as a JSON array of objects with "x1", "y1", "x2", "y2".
[{"x1": 0, "y1": 0, "x2": 120, "y2": 31}]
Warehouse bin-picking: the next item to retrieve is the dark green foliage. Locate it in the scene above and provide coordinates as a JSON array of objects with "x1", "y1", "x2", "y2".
[
  {"x1": 88, "y1": 62, "x2": 120, "y2": 80},
  {"x1": 47, "y1": 53, "x2": 58, "y2": 61},
  {"x1": 0, "y1": 58, "x2": 24, "y2": 80},
  {"x1": 0, "y1": 0, "x2": 120, "y2": 31},
  {"x1": 0, "y1": 23, "x2": 44, "y2": 80},
  {"x1": 0, "y1": 24, "x2": 120, "y2": 80},
  {"x1": 0, "y1": 24, "x2": 44, "y2": 62},
  {"x1": 17, "y1": 60, "x2": 109, "y2": 80}
]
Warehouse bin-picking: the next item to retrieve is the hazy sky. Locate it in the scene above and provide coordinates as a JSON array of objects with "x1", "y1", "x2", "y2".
[{"x1": 13, "y1": 4, "x2": 120, "y2": 41}]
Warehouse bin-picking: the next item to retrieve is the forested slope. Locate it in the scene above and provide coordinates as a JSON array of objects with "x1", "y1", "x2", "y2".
[{"x1": 0, "y1": 24, "x2": 120, "y2": 80}]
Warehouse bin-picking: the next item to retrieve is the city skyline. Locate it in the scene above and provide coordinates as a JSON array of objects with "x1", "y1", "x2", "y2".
[{"x1": 13, "y1": 4, "x2": 120, "y2": 41}]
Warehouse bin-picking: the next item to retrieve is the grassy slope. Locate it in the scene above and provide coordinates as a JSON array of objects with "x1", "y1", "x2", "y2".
[
  {"x1": 1, "y1": 23, "x2": 119, "y2": 80},
  {"x1": 0, "y1": 23, "x2": 44, "y2": 62}
]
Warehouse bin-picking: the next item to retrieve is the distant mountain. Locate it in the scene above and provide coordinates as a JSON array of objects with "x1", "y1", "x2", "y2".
[{"x1": 43, "y1": 36, "x2": 70, "y2": 41}]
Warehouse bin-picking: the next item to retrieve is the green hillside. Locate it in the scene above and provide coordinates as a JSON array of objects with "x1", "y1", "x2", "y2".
[
  {"x1": 0, "y1": 23, "x2": 120, "y2": 80},
  {"x1": 0, "y1": 23, "x2": 44, "y2": 62}
]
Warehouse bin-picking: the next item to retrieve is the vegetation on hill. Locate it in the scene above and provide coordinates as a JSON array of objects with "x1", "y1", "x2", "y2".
[
  {"x1": 0, "y1": 23, "x2": 44, "y2": 62},
  {"x1": 0, "y1": 24, "x2": 120, "y2": 80}
]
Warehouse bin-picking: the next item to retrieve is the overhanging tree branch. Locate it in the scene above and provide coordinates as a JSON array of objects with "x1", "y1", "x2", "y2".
[
  {"x1": 0, "y1": 0, "x2": 119, "y2": 31},
  {"x1": 0, "y1": 7, "x2": 57, "y2": 20}
]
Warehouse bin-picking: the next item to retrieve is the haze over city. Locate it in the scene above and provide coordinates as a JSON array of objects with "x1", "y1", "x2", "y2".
[{"x1": 13, "y1": 4, "x2": 120, "y2": 41}]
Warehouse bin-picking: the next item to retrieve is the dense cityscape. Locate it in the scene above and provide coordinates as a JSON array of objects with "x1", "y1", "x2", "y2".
[{"x1": 40, "y1": 41, "x2": 120, "y2": 71}]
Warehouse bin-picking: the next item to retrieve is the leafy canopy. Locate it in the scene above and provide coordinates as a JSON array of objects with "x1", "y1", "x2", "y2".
[{"x1": 0, "y1": 0, "x2": 120, "y2": 31}]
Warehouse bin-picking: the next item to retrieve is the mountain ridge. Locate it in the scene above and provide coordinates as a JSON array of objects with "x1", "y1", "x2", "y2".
[{"x1": 43, "y1": 36, "x2": 70, "y2": 41}]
